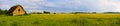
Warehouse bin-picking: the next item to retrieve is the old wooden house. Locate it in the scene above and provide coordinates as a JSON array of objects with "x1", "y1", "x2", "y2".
[{"x1": 6, "y1": 5, "x2": 26, "y2": 16}]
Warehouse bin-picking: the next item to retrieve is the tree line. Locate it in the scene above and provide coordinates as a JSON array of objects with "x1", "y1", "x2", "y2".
[
  {"x1": 1, "y1": 8, "x2": 120, "y2": 15},
  {"x1": 0, "y1": 9, "x2": 7, "y2": 15}
]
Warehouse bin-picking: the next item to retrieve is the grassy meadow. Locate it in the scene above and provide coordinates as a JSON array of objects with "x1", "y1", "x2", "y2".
[{"x1": 0, "y1": 14, "x2": 120, "y2": 26}]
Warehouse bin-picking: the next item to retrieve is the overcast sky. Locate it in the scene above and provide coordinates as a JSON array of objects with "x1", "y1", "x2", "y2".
[{"x1": 0, "y1": 0, "x2": 120, "y2": 12}]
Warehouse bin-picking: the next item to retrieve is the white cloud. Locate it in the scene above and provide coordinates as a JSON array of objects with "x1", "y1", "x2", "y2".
[
  {"x1": 58, "y1": 0, "x2": 120, "y2": 12},
  {"x1": 1, "y1": 0, "x2": 120, "y2": 12},
  {"x1": 96, "y1": 0, "x2": 120, "y2": 12},
  {"x1": 0, "y1": 4, "x2": 10, "y2": 10},
  {"x1": 19, "y1": 0, "x2": 120, "y2": 12}
]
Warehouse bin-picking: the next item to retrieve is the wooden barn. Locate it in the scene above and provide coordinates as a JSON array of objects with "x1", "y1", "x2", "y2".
[{"x1": 6, "y1": 5, "x2": 26, "y2": 16}]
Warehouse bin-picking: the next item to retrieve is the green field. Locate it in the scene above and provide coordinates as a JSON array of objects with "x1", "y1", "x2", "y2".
[{"x1": 0, "y1": 14, "x2": 120, "y2": 26}]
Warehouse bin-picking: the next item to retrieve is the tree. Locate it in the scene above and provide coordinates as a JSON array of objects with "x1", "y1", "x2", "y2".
[
  {"x1": 43, "y1": 11, "x2": 50, "y2": 14},
  {"x1": 53, "y1": 13, "x2": 56, "y2": 14},
  {"x1": 0, "y1": 9, "x2": 4, "y2": 15},
  {"x1": 71, "y1": 12, "x2": 89, "y2": 14},
  {"x1": 30, "y1": 12, "x2": 42, "y2": 14},
  {"x1": 0, "y1": 8, "x2": 8, "y2": 15},
  {"x1": 92, "y1": 12, "x2": 96, "y2": 14}
]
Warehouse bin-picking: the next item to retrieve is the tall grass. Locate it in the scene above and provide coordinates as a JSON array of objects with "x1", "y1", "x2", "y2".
[{"x1": 0, "y1": 14, "x2": 120, "y2": 26}]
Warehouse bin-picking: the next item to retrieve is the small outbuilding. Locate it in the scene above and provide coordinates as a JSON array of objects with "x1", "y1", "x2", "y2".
[{"x1": 6, "y1": 5, "x2": 26, "y2": 16}]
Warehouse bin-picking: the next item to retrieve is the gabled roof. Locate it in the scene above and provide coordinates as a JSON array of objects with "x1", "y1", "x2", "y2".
[{"x1": 7, "y1": 5, "x2": 25, "y2": 13}]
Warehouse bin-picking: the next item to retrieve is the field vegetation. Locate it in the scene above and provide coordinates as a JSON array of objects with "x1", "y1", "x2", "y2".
[{"x1": 0, "y1": 14, "x2": 120, "y2": 26}]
